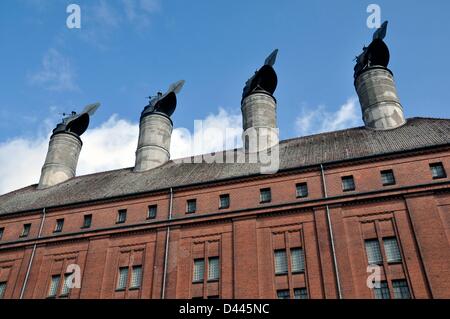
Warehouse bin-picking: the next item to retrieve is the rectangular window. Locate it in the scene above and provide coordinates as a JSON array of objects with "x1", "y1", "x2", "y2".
[
  {"x1": 130, "y1": 266, "x2": 142, "y2": 289},
  {"x1": 392, "y1": 280, "x2": 411, "y2": 299},
  {"x1": 21, "y1": 224, "x2": 31, "y2": 237},
  {"x1": 342, "y1": 176, "x2": 355, "y2": 192},
  {"x1": 48, "y1": 275, "x2": 61, "y2": 298},
  {"x1": 186, "y1": 199, "x2": 197, "y2": 214},
  {"x1": 208, "y1": 257, "x2": 220, "y2": 281},
  {"x1": 290, "y1": 248, "x2": 305, "y2": 273},
  {"x1": 116, "y1": 267, "x2": 129, "y2": 290},
  {"x1": 54, "y1": 219, "x2": 64, "y2": 233},
  {"x1": 274, "y1": 250, "x2": 288, "y2": 275},
  {"x1": 0, "y1": 227, "x2": 4, "y2": 240},
  {"x1": 117, "y1": 209, "x2": 127, "y2": 224},
  {"x1": 193, "y1": 259, "x2": 205, "y2": 283},
  {"x1": 82, "y1": 214, "x2": 92, "y2": 228},
  {"x1": 219, "y1": 194, "x2": 230, "y2": 209},
  {"x1": 374, "y1": 281, "x2": 390, "y2": 299},
  {"x1": 0, "y1": 282, "x2": 6, "y2": 299},
  {"x1": 147, "y1": 205, "x2": 157, "y2": 219},
  {"x1": 365, "y1": 239, "x2": 383, "y2": 265},
  {"x1": 296, "y1": 183, "x2": 308, "y2": 198},
  {"x1": 260, "y1": 188, "x2": 272, "y2": 203},
  {"x1": 294, "y1": 288, "x2": 308, "y2": 299},
  {"x1": 277, "y1": 290, "x2": 290, "y2": 299},
  {"x1": 61, "y1": 273, "x2": 72, "y2": 297},
  {"x1": 381, "y1": 170, "x2": 396, "y2": 186},
  {"x1": 383, "y1": 237, "x2": 402, "y2": 263},
  {"x1": 430, "y1": 162, "x2": 446, "y2": 179}
]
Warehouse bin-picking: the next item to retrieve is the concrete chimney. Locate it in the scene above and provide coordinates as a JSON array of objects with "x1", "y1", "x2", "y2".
[
  {"x1": 241, "y1": 49, "x2": 279, "y2": 152},
  {"x1": 38, "y1": 103, "x2": 100, "y2": 189},
  {"x1": 134, "y1": 80, "x2": 184, "y2": 172},
  {"x1": 354, "y1": 21, "x2": 406, "y2": 130}
]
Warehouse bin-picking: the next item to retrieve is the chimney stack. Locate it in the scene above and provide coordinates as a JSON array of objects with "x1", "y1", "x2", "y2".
[
  {"x1": 354, "y1": 21, "x2": 406, "y2": 130},
  {"x1": 38, "y1": 103, "x2": 100, "y2": 189},
  {"x1": 134, "y1": 80, "x2": 185, "y2": 172},
  {"x1": 241, "y1": 49, "x2": 279, "y2": 152}
]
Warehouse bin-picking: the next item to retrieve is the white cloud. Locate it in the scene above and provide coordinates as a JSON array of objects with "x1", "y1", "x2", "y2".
[
  {"x1": 0, "y1": 108, "x2": 242, "y2": 195},
  {"x1": 28, "y1": 48, "x2": 78, "y2": 91},
  {"x1": 295, "y1": 97, "x2": 362, "y2": 136}
]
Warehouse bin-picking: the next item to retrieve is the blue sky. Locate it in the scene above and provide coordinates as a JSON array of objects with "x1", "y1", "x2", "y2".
[{"x1": 0, "y1": 0, "x2": 449, "y2": 193}]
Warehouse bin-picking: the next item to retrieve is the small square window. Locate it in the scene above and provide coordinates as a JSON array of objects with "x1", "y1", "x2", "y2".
[
  {"x1": 117, "y1": 210, "x2": 127, "y2": 224},
  {"x1": 48, "y1": 275, "x2": 61, "y2": 298},
  {"x1": 374, "y1": 281, "x2": 390, "y2": 299},
  {"x1": 290, "y1": 248, "x2": 305, "y2": 273},
  {"x1": 82, "y1": 214, "x2": 92, "y2": 229},
  {"x1": 147, "y1": 205, "x2": 157, "y2": 219},
  {"x1": 116, "y1": 267, "x2": 129, "y2": 291},
  {"x1": 219, "y1": 194, "x2": 230, "y2": 209},
  {"x1": 260, "y1": 188, "x2": 272, "y2": 203},
  {"x1": 21, "y1": 224, "x2": 31, "y2": 238},
  {"x1": 430, "y1": 162, "x2": 446, "y2": 179},
  {"x1": 130, "y1": 266, "x2": 142, "y2": 289},
  {"x1": 296, "y1": 183, "x2": 308, "y2": 198},
  {"x1": 186, "y1": 199, "x2": 197, "y2": 214},
  {"x1": 0, "y1": 282, "x2": 7, "y2": 299},
  {"x1": 365, "y1": 239, "x2": 383, "y2": 265},
  {"x1": 381, "y1": 170, "x2": 396, "y2": 186},
  {"x1": 61, "y1": 273, "x2": 72, "y2": 297},
  {"x1": 392, "y1": 280, "x2": 411, "y2": 299},
  {"x1": 294, "y1": 288, "x2": 308, "y2": 299},
  {"x1": 342, "y1": 176, "x2": 355, "y2": 192},
  {"x1": 193, "y1": 259, "x2": 205, "y2": 283},
  {"x1": 54, "y1": 219, "x2": 64, "y2": 233},
  {"x1": 383, "y1": 237, "x2": 402, "y2": 263},
  {"x1": 208, "y1": 257, "x2": 220, "y2": 281},
  {"x1": 277, "y1": 290, "x2": 290, "y2": 299},
  {"x1": 0, "y1": 227, "x2": 4, "y2": 240},
  {"x1": 274, "y1": 250, "x2": 288, "y2": 275}
]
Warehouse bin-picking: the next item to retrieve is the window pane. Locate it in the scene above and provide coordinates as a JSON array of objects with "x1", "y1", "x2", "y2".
[
  {"x1": 290, "y1": 248, "x2": 305, "y2": 273},
  {"x1": 83, "y1": 215, "x2": 92, "y2": 228},
  {"x1": 117, "y1": 267, "x2": 129, "y2": 290},
  {"x1": 393, "y1": 280, "x2": 411, "y2": 299},
  {"x1": 61, "y1": 273, "x2": 72, "y2": 296},
  {"x1": 130, "y1": 266, "x2": 142, "y2": 289},
  {"x1": 55, "y1": 219, "x2": 64, "y2": 232},
  {"x1": 294, "y1": 288, "x2": 308, "y2": 299},
  {"x1": 383, "y1": 237, "x2": 402, "y2": 263},
  {"x1": 148, "y1": 205, "x2": 157, "y2": 219},
  {"x1": 0, "y1": 282, "x2": 6, "y2": 299},
  {"x1": 187, "y1": 200, "x2": 197, "y2": 213},
  {"x1": 208, "y1": 257, "x2": 220, "y2": 281},
  {"x1": 365, "y1": 239, "x2": 383, "y2": 265},
  {"x1": 117, "y1": 210, "x2": 127, "y2": 223},
  {"x1": 430, "y1": 163, "x2": 446, "y2": 179},
  {"x1": 296, "y1": 183, "x2": 308, "y2": 198},
  {"x1": 342, "y1": 176, "x2": 355, "y2": 191},
  {"x1": 277, "y1": 290, "x2": 290, "y2": 299},
  {"x1": 374, "y1": 281, "x2": 390, "y2": 299},
  {"x1": 22, "y1": 224, "x2": 31, "y2": 237},
  {"x1": 219, "y1": 195, "x2": 230, "y2": 209},
  {"x1": 274, "y1": 250, "x2": 288, "y2": 274},
  {"x1": 48, "y1": 275, "x2": 60, "y2": 297},
  {"x1": 381, "y1": 170, "x2": 395, "y2": 185},
  {"x1": 193, "y1": 259, "x2": 205, "y2": 282},
  {"x1": 260, "y1": 189, "x2": 271, "y2": 203},
  {"x1": 0, "y1": 228, "x2": 4, "y2": 240}
]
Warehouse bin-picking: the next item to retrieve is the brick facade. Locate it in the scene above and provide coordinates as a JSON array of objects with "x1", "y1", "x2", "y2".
[{"x1": 0, "y1": 147, "x2": 449, "y2": 299}]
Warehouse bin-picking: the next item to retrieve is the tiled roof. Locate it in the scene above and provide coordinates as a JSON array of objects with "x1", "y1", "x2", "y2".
[{"x1": 1, "y1": 117, "x2": 449, "y2": 215}]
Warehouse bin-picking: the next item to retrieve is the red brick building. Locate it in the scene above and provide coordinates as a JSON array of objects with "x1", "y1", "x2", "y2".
[
  {"x1": 0, "y1": 24, "x2": 449, "y2": 300},
  {"x1": 0, "y1": 117, "x2": 449, "y2": 299}
]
